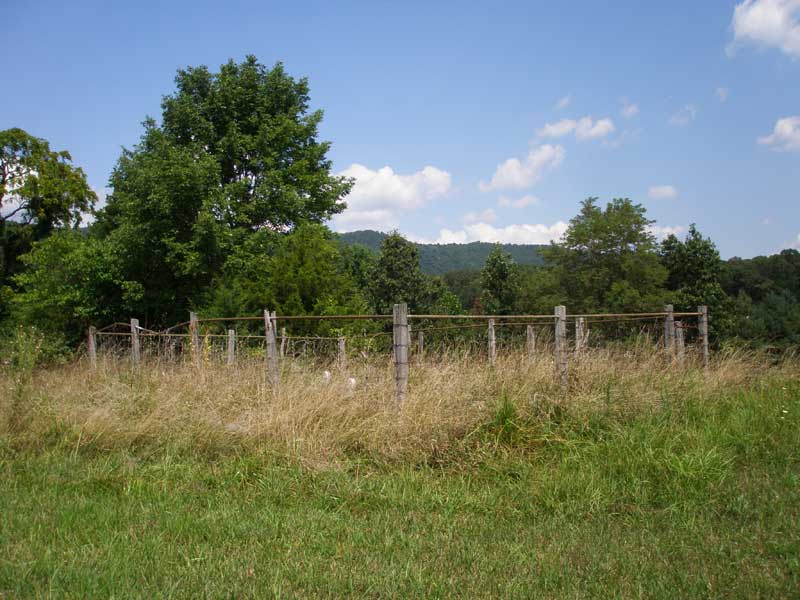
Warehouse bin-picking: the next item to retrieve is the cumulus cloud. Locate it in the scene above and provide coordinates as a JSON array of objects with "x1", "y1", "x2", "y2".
[
  {"x1": 556, "y1": 95, "x2": 571, "y2": 110},
  {"x1": 462, "y1": 209, "x2": 497, "y2": 224},
  {"x1": 648, "y1": 185, "x2": 678, "y2": 200},
  {"x1": 757, "y1": 115, "x2": 800, "y2": 150},
  {"x1": 621, "y1": 98, "x2": 639, "y2": 118},
  {"x1": 432, "y1": 221, "x2": 569, "y2": 245},
  {"x1": 648, "y1": 225, "x2": 686, "y2": 240},
  {"x1": 498, "y1": 194, "x2": 541, "y2": 209},
  {"x1": 332, "y1": 163, "x2": 452, "y2": 231},
  {"x1": 727, "y1": 0, "x2": 800, "y2": 58},
  {"x1": 479, "y1": 144, "x2": 565, "y2": 192},
  {"x1": 670, "y1": 105, "x2": 698, "y2": 126},
  {"x1": 716, "y1": 87, "x2": 729, "y2": 102},
  {"x1": 537, "y1": 116, "x2": 616, "y2": 140}
]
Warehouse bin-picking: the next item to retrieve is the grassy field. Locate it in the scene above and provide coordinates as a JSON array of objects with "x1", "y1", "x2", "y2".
[{"x1": 1, "y1": 348, "x2": 799, "y2": 597}]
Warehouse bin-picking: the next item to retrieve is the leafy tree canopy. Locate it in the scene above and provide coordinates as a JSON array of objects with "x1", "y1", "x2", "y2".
[
  {"x1": 541, "y1": 198, "x2": 668, "y2": 312},
  {"x1": 479, "y1": 245, "x2": 520, "y2": 314},
  {"x1": 96, "y1": 56, "x2": 353, "y2": 325}
]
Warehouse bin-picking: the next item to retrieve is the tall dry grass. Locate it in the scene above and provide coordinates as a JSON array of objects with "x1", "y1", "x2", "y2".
[{"x1": 1, "y1": 343, "x2": 796, "y2": 467}]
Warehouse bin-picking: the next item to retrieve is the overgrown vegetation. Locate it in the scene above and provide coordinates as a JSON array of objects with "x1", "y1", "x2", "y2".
[
  {"x1": 1, "y1": 349, "x2": 798, "y2": 597},
  {"x1": 1, "y1": 56, "x2": 798, "y2": 352}
]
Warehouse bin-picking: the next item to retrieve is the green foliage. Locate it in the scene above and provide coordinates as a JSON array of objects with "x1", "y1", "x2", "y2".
[
  {"x1": 95, "y1": 56, "x2": 352, "y2": 326},
  {"x1": 368, "y1": 233, "x2": 429, "y2": 313},
  {"x1": 442, "y1": 269, "x2": 481, "y2": 312},
  {"x1": 338, "y1": 230, "x2": 546, "y2": 274},
  {"x1": 11, "y1": 230, "x2": 138, "y2": 343},
  {"x1": 540, "y1": 197, "x2": 668, "y2": 312},
  {"x1": 661, "y1": 225, "x2": 733, "y2": 337},
  {"x1": 478, "y1": 245, "x2": 520, "y2": 314},
  {"x1": 721, "y1": 249, "x2": 800, "y2": 347},
  {"x1": 0, "y1": 128, "x2": 96, "y2": 236},
  {"x1": 0, "y1": 128, "x2": 96, "y2": 301},
  {"x1": 204, "y1": 224, "x2": 369, "y2": 333}
]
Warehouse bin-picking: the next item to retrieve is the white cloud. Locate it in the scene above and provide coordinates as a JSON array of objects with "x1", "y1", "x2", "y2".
[
  {"x1": 621, "y1": 98, "x2": 639, "y2": 118},
  {"x1": 728, "y1": 0, "x2": 800, "y2": 59},
  {"x1": 479, "y1": 144, "x2": 565, "y2": 191},
  {"x1": 788, "y1": 233, "x2": 800, "y2": 249},
  {"x1": 537, "y1": 116, "x2": 615, "y2": 140},
  {"x1": 715, "y1": 87, "x2": 729, "y2": 102},
  {"x1": 498, "y1": 194, "x2": 540, "y2": 209},
  {"x1": 757, "y1": 115, "x2": 800, "y2": 150},
  {"x1": 556, "y1": 95, "x2": 571, "y2": 110},
  {"x1": 462, "y1": 209, "x2": 497, "y2": 224},
  {"x1": 648, "y1": 225, "x2": 686, "y2": 240},
  {"x1": 648, "y1": 185, "x2": 678, "y2": 200},
  {"x1": 669, "y1": 105, "x2": 697, "y2": 126},
  {"x1": 432, "y1": 221, "x2": 569, "y2": 245},
  {"x1": 332, "y1": 163, "x2": 452, "y2": 231}
]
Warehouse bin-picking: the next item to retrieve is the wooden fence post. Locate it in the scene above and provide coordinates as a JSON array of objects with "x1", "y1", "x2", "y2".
[
  {"x1": 526, "y1": 325, "x2": 535, "y2": 358},
  {"x1": 698, "y1": 305, "x2": 709, "y2": 371},
  {"x1": 554, "y1": 306, "x2": 567, "y2": 389},
  {"x1": 338, "y1": 336, "x2": 347, "y2": 370},
  {"x1": 227, "y1": 329, "x2": 236, "y2": 366},
  {"x1": 417, "y1": 330, "x2": 424, "y2": 356},
  {"x1": 130, "y1": 318, "x2": 140, "y2": 365},
  {"x1": 575, "y1": 317, "x2": 587, "y2": 354},
  {"x1": 88, "y1": 326, "x2": 97, "y2": 370},
  {"x1": 393, "y1": 303, "x2": 409, "y2": 408},
  {"x1": 675, "y1": 321, "x2": 685, "y2": 365},
  {"x1": 488, "y1": 318, "x2": 497, "y2": 365},
  {"x1": 280, "y1": 327, "x2": 287, "y2": 359},
  {"x1": 189, "y1": 312, "x2": 201, "y2": 369},
  {"x1": 264, "y1": 309, "x2": 280, "y2": 388},
  {"x1": 664, "y1": 304, "x2": 675, "y2": 355}
]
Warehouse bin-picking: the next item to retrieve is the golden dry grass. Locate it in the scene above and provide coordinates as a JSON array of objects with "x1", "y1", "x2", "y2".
[{"x1": 3, "y1": 342, "x2": 796, "y2": 468}]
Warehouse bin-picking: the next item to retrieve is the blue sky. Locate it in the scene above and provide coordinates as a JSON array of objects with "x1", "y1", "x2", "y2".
[{"x1": 3, "y1": 0, "x2": 799, "y2": 257}]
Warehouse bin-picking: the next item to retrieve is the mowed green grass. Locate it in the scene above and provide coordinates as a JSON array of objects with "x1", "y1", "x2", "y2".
[{"x1": 1, "y1": 377, "x2": 799, "y2": 598}]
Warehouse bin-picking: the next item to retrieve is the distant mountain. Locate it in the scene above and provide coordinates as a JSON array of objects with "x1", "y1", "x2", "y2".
[{"x1": 337, "y1": 230, "x2": 547, "y2": 274}]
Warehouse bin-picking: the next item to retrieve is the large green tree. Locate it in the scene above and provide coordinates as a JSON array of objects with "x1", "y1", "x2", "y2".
[
  {"x1": 0, "y1": 128, "x2": 96, "y2": 307},
  {"x1": 540, "y1": 198, "x2": 668, "y2": 312},
  {"x1": 478, "y1": 245, "x2": 520, "y2": 314},
  {"x1": 97, "y1": 56, "x2": 352, "y2": 326},
  {"x1": 368, "y1": 233, "x2": 429, "y2": 314},
  {"x1": 660, "y1": 224, "x2": 732, "y2": 336}
]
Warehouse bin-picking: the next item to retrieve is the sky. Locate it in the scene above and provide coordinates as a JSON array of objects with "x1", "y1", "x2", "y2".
[{"x1": 2, "y1": 0, "x2": 799, "y2": 258}]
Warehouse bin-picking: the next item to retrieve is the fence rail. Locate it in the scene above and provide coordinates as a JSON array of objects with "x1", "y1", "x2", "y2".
[{"x1": 89, "y1": 304, "x2": 709, "y2": 406}]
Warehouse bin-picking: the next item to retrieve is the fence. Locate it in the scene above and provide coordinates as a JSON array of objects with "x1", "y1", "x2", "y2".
[{"x1": 88, "y1": 304, "x2": 709, "y2": 406}]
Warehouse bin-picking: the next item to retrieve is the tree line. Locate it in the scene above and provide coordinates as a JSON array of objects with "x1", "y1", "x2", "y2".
[{"x1": 1, "y1": 56, "x2": 797, "y2": 356}]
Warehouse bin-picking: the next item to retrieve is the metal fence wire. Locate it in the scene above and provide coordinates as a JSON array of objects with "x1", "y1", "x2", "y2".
[{"x1": 88, "y1": 305, "x2": 710, "y2": 402}]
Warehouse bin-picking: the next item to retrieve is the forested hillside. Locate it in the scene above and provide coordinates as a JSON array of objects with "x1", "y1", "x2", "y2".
[{"x1": 338, "y1": 230, "x2": 546, "y2": 274}]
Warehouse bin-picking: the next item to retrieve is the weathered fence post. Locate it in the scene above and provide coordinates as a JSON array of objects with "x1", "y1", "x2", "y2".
[
  {"x1": 189, "y1": 312, "x2": 201, "y2": 369},
  {"x1": 554, "y1": 306, "x2": 567, "y2": 389},
  {"x1": 280, "y1": 327, "x2": 287, "y2": 359},
  {"x1": 417, "y1": 330, "x2": 424, "y2": 356},
  {"x1": 526, "y1": 325, "x2": 535, "y2": 358},
  {"x1": 393, "y1": 303, "x2": 409, "y2": 408},
  {"x1": 264, "y1": 309, "x2": 280, "y2": 388},
  {"x1": 575, "y1": 317, "x2": 587, "y2": 354},
  {"x1": 675, "y1": 321, "x2": 685, "y2": 365},
  {"x1": 488, "y1": 318, "x2": 497, "y2": 365},
  {"x1": 698, "y1": 305, "x2": 709, "y2": 371},
  {"x1": 664, "y1": 304, "x2": 675, "y2": 355},
  {"x1": 227, "y1": 329, "x2": 236, "y2": 366},
  {"x1": 130, "y1": 318, "x2": 140, "y2": 365},
  {"x1": 338, "y1": 336, "x2": 347, "y2": 370},
  {"x1": 87, "y1": 326, "x2": 97, "y2": 370}
]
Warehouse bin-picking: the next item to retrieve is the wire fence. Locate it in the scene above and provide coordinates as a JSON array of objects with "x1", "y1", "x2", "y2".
[{"x1": 88, "y1": 304, "x2": 709, "y2": 403}]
